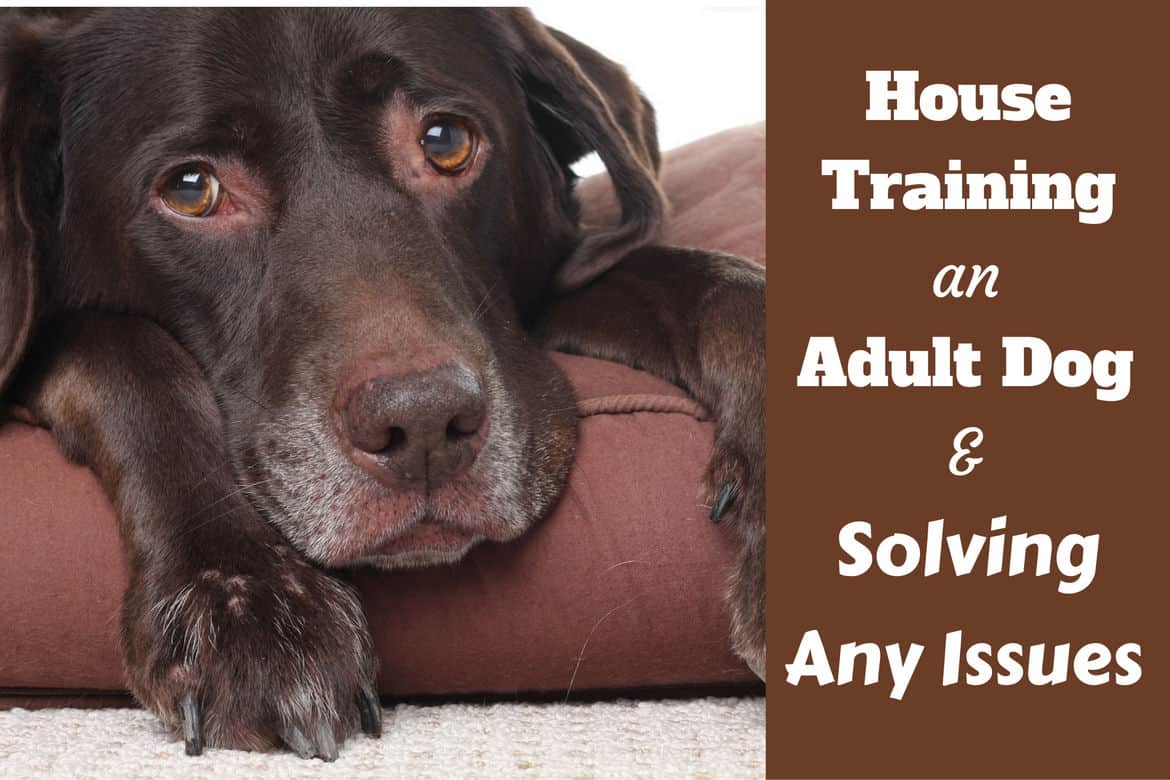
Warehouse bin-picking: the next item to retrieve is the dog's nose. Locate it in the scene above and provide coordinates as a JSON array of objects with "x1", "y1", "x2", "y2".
[{"x1": 340, "y1": 364, "x2": 487, "y2": 489}]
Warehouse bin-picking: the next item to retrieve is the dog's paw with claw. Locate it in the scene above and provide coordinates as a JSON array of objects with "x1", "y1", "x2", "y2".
[
  {"x1": 122, "y1": 544, "x2": 381, "y2": 759},
  {"x1": 706, "y1": 413, "x2": 766, "y2": 682}
]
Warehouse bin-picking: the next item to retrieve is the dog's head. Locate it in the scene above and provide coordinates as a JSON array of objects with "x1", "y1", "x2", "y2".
[{"x1": 0, "y1": 9, "x2": 663, "y2": 567}]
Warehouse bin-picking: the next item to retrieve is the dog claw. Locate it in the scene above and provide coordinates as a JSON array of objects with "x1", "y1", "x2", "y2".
[
  {"x1": 358, "y1": 687, "x2": 383, "y2": 738},
  {"x1": 281, "y1": 725, "x2": 315, "y2": 759},
  {"x1": 180, "y1": 694, "x2": 203, "y2": 756},
  {"x1": 711, "y1": 480, "x2": 738, "y2": 524},
  {"x1": 281, "y1": 722, "x2": 339, "y2": 761},
  {"x1": 314, "y1": 723, "x2": 339, "y2": 762}
]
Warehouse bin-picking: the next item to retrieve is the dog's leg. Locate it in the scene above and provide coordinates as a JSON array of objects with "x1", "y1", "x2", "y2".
[
  {"x1": 12, "y1": 312, "x2": 381, "y2": 758},
  {"x1": 536, "y1": 246, "x2": 766, "y2": 680}
]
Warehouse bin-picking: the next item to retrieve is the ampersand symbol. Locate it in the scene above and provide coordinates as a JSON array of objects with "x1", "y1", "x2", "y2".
[{"x1": 949, "y1": 426, "x2": 984, "y2": 477}]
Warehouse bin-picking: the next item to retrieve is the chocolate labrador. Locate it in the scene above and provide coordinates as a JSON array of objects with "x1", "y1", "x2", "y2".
[{"x1": 0, "y1": 8, "x2": 764, "y2": 759}]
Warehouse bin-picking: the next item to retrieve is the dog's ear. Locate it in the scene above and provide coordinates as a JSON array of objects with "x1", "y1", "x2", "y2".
[
  {"x1": 0, "y1": 15, "x2": 68, "y2": 394},
  {"x1": 495, "y1": 10, "x2": 667, "y2": 290}
]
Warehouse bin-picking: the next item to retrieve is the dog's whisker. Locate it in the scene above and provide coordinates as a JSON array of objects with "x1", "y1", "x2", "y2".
[
  {"x1": 471, "y1": 280, "x2": 500, "y2": 323},
  {"x1": 180, "y1": 460, "x2": 244, "y2": 499},
  {"x1": 219, "y1": 384, "x2": 275, "y2": 414},
  {"x1": 180, "y1": 479, "x2": 276, "y2": 536},
  {"x1": 177, "y1": 497, "x2": 269, "y2": 540},
  {"x1": 602, "y1": 559, "x2": 647, "y2": 573},
  {"x1": 541, "y1": 405, "x2": 583, "y2": 415},
  {"x1": 564, "y1": 596, "x2": 638, "y2": 703}
]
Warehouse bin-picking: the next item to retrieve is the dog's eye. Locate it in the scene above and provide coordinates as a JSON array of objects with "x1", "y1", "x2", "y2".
[
  {"x1": 420, "y1": 121, "x2": 474, "y2": 173},
  {"x1": 161, "y1": 166, "x2": 223, "y2": 217}
]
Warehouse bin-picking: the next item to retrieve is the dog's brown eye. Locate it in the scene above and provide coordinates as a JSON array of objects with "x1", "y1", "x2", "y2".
[
  {"x1": 420, "y1": 121, "x2": 473, "y2": 173},
  {"x1": 161, "y1": 166, "x2": 222, "y2": 217}
]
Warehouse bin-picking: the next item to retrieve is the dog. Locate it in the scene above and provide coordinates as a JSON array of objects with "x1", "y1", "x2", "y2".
[{"x1": 0, "y1": 8, "x2": 764, "y2": 759}]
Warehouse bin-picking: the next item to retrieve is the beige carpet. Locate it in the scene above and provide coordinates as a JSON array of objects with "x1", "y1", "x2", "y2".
[{"x1": 0, "y1": 696, "x2": 763, "y2": 779}]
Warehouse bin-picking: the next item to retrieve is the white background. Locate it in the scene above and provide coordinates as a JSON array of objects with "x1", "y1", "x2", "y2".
[{"x1": 527, "y1": 1, "x2": 766, "y2": 175}]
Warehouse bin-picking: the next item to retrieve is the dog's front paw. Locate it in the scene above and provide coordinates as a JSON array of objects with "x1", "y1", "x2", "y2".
[
  {"x1": 122, "y1": 544, "x2": 381, "y2": 759},
  {"x1": 706, "y1": 407, "x2": 765, "y2": 682}
]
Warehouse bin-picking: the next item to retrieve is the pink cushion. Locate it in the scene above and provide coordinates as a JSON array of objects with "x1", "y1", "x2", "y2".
[{"x1": 0, "y1": 124, "x2": 765, "y2": 700}]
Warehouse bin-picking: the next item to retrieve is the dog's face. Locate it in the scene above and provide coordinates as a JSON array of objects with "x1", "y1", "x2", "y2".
[{"x1": 0, "y1": 9, "x2": 664, "y2": 567}]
